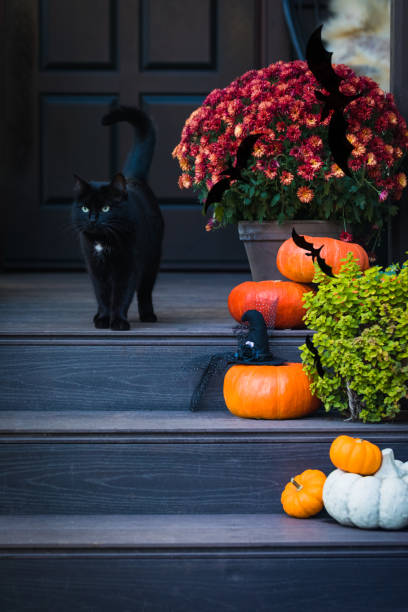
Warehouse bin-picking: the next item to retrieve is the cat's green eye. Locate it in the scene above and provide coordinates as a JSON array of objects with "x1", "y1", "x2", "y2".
[
  {"x1": 81, "y1": 206, "x2": 89, "y2": 213},
  {"x1": 102, "y1": 205, "x2": 110, "y2": 213}
]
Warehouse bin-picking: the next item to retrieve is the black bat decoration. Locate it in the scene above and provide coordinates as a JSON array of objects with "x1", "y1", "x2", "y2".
[
  {"x1": 306, "y1": 25, "x2": 363, "y2": 177},
  {"x1": 190, "y1": 309, "x2": 286, "y2": 412},
  {"x1": 305, "y1": 336, "x2": 325, "y2": 378},
  {"x1": 292, "y1": 228, "x2": 335, "y2": 278},
  {"x1": 204, "y1": 133, "x2": 264, "y2": 213},
  {"x1": 204, "y1": 178, "x2": 231, "y2": 210},
  {"x1": 328, "y1": 111, "x2": 354, "y2": 179}
]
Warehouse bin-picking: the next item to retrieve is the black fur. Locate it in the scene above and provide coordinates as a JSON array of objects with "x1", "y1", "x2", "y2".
[{"x1": 72, "y1": 106, "x2": 164, "y2": 330}]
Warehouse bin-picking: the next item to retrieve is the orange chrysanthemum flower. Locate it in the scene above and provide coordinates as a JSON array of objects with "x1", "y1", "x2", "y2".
[
  {"x1": 253, "y1": 143, "x2": 267, "y2": 158},
  {"x1": 352, "y1": 143, "x2": 366, "y2": 157},
  {"x1": 331, "y1": 164, "x2": 345, "y2": 178},
  {"x1": 297, "y1": 186, "x2": 314, "y2": 203},
  {"x1": 309, "y1": 156, "x2": 323, "y2": 170},
  {"x1": 397, "y1": 172, "x2": 407, "y2": 188},
  {"x1": 178, "y1": 174, "x2": 192, "y2": 189}
]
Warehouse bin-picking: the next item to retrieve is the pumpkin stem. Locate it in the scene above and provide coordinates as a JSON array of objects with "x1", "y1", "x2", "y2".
[{"x1": 291, "y1": 478, "x2": 303, "y2": 491}]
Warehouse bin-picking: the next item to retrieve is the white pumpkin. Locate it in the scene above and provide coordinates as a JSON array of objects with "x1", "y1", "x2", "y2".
[{"x1": 323, "y1": 448, "x2": 408, "y2": 530}]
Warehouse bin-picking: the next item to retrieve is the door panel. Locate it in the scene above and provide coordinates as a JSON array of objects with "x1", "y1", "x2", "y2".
[
  {"x1": 2, "y1": 0, "x2": 290, "y2": 269},
  {"x1": 41, "y1": 94, "x2": 118, "y2": 204}
]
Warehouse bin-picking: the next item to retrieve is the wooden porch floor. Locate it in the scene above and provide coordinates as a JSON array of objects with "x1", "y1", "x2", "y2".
[{"x1": 0, "y1": 272, "x2": 251, "y2": 335}]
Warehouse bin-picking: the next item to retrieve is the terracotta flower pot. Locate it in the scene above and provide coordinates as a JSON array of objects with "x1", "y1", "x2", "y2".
[{"x1": 238, "y1": 220, "x2": 344, "y2": 280}]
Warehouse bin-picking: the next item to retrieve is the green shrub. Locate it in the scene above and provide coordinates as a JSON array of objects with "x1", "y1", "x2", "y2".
[{"x1": 301, "y1": 254, "x2": 408, "y2": 422}]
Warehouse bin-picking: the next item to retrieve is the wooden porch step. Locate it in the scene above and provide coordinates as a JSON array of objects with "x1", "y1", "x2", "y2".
[
  {"x1": 1, "y1": 411, "x2": 407, "y2": 515},
  {"x1": 0, "y1": 330, "x2": 307, "y2": 412},
  {"x1": 0, "y1": 272, "x2": 312, "y2": 411},
  {"x1": 0, "y1": 514, "x2": 406, "y2": 611}
]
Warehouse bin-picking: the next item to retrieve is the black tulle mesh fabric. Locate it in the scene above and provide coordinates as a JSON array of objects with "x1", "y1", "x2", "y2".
[{"x1": 190, "y1": 308, "x2": 288, "y2": 411}]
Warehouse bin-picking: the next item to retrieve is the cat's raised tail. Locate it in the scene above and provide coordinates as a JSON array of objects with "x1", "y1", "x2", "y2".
[{"x1": 101, "y1": 105, "x2": 156, "y2": 181}]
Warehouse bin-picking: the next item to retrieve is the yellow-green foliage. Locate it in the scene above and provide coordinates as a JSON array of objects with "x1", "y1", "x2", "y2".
[{"x1": 301, "y1": 254, "x2": 408, "y2": 422}]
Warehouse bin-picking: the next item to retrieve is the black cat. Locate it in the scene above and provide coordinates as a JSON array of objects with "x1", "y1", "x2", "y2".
[{"x1": 72, "y1": 106, "x2": 164, "y2": 330}]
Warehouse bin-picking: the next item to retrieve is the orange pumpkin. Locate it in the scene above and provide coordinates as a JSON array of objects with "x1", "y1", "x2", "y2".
[
  {"x1": 223, "y1": 363, "x2": 320, "y2": 419},
  {"x1": 329, "y1": 435, "x2": 382, "y2": 475},
  {"x1": 227, "y1": 280, "x2": 311, "y2": 329},
  {"x1": 281, "y1": 469, "x2": 327, "y2": 518},
  {"x1": 276, "y1": 235, "x2": 370, "y2": 283}
]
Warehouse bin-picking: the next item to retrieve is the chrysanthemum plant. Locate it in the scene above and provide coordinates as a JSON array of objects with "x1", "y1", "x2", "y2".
[
  {"x1": 301, "y1": 254, "x2": 408, "y2": 423},
  {"x1": 173, "y1": 61, "x2": 408, "y2": 237}
]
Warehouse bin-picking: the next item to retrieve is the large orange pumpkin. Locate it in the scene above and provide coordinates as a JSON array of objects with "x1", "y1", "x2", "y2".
[
  {"x1": 223, "y1": 363, "x2": 320, "y2": 419},
  {"x1": 329, "y1": 435, "x2": 382, "y2": 475},
  {"x1": 227, "y1": 281, "x2": 311, "y2": 329},
  {"x1": 276, "y1": 235, "x2": 370, "y2": 283}
]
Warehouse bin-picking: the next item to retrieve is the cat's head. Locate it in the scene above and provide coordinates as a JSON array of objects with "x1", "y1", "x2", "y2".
[{"x1": 72, "y1": 172, "x2": 129, "y2": 237}]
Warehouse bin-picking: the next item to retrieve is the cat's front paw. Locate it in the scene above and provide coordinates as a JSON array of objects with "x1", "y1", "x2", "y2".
[
  {"x1": 94, "y1": 314, "x2": 110, "y2": 329},
  {"x1": 110, "y1": 317, "x2": 131, "y2": 331}
]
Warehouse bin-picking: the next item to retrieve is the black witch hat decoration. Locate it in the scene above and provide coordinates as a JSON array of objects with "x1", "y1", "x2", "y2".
[
  {"x1": 204, "y1": 134, "x2": 265, "y2": 212},
  {"x1": 190, "y1": 309, "x2": 286, "y2": 411},
  {"x1": 306, "y1": 25, "x2": 364, "y2": 177}
]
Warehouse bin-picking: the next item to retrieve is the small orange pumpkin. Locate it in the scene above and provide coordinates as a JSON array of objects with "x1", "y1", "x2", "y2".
[
  {"x1": 276, "y1": 235, "x2": 370, "y2": 283},
  {"x1": 281, "y1": 469, "x2": 327, "y2": 518},
  {"x1": 329, "y1": 435, "x2": 382, "y2": 475},
  {"x1": 223, "y1": 363, "x2": 320, "y2": 419},
  {"x1": 227, "y1": 281, "x2": 311, "y2": 329}
]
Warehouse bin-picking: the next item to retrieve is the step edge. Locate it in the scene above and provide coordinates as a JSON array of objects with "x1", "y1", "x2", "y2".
[
  {"x1": 0, "y1": 514, "x2": 406, "y2": 550},
  {"x1": 0, "y1": 410, "x2": 407, "y2": 435}
]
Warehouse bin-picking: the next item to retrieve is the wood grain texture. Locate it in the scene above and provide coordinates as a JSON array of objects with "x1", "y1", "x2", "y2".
[
  {"x1": 1, "y1": 439, "x2": 407, "y2": 515},
  {"x1": 0, "y1": 555, "x2": 406, "y2": 612}
]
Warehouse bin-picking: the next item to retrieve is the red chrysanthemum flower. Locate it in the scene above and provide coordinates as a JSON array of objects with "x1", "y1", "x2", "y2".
[
  {"x1": 297, "y1": 164, "x2": 316, "y2": 181},
  {"x1": 280, "y1": 171, "x2": 294, "y2": 185},
  {"x1": 339, "y1": 231, "x2": 353, "y2": 242}
]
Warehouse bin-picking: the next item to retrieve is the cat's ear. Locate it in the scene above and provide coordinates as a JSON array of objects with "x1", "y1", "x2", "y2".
[
  {"x1": 110, "y1": 172, "x2": 128, "y2": 198},
  {"x1": 73, "y1": 174, "x2": 91, "y2": 199}
]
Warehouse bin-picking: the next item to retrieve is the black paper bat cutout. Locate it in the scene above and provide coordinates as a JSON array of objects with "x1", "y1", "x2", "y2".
[
  {"x1": 305, "y1": 335, "x2": 325, "y2": 378},
  {"x1": 190, "y1": 309, "x2": 286, "y2": 411},
  {"x1": 306, "y1": 25, "x2": 363, "y2": 177},
  {"x1": 328, "y1": 111, "x2": 354, "y2": 179},
  {"x1": 204, "y1": 134, "x2": 264, "y2": 213},
  {"x1": 292, "y1": 228, "x2": 335, "y2": 278}
]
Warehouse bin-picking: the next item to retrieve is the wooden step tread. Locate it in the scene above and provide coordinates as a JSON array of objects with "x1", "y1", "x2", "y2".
[
  {"x1": 0, "y1": 514, "x2": 406, "y2": 550},
  {"x1": 0, "y1": 272, "x2": 309, "y2": 340},
  {"x1": 1, "y1": 410, "x2": 407, "y2": 435},
  {"x1": 0, "y1": 272, "x2": 252, "y2": 337}
]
